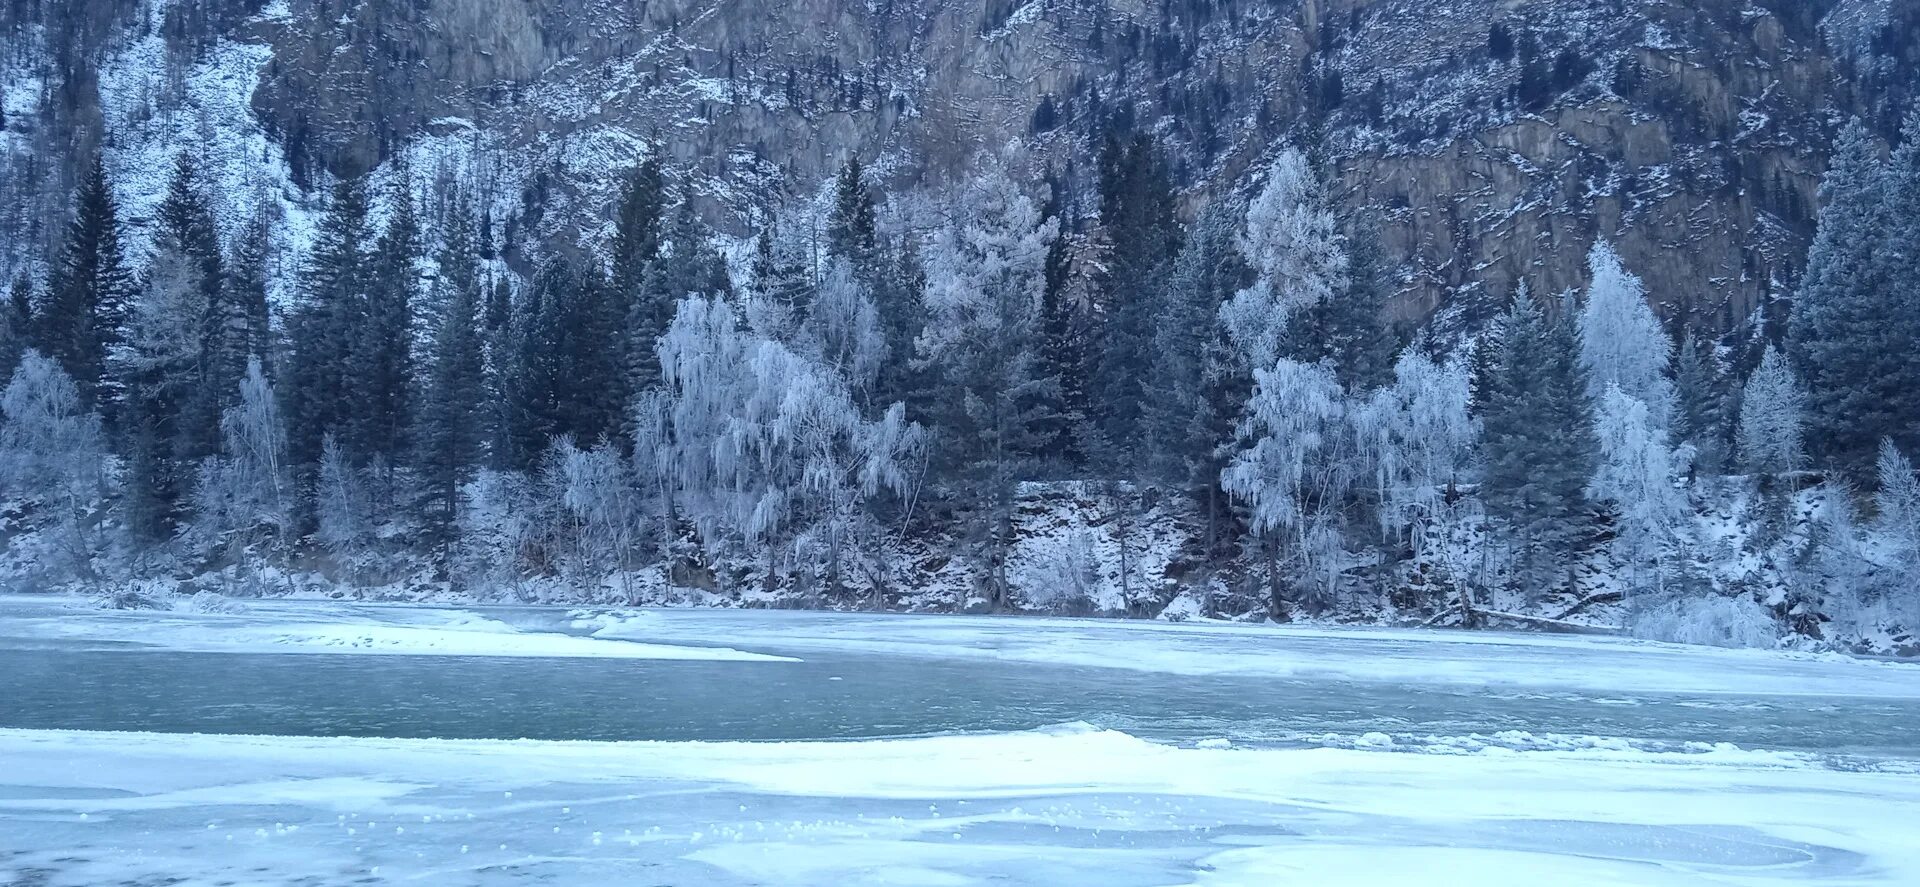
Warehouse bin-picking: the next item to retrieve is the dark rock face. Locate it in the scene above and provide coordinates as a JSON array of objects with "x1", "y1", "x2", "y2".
[{"x1": 3, "y1": 0, "x2": 1915, "y2": 335}]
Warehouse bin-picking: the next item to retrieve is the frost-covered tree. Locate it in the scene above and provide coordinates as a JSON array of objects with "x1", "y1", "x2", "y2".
[
  {"x1": 1737, "y1": 345, "x2": 1805, "y2": 478},
  {"x1": 0, "y1": 351, "x2": 108, "y2": 582},
  {"x1": 1219, "y1": 148, "x2": 1348, "y2": 376},
  {"x1": 315, "y1": 434, "x2": 372, "y2": 568},
  {"x1": 1222, "y1": 358, "x2": 1352, "y2": 616},
  {"x1": 193, "y1": 358, "x2": 290, "y2": 572},
  {"x1": 1578, "y1": 242, "x2": 1676, "y2": 433},
  {"x1": 1355, "y1": 350, "x2": 1476, "y2": 583},
  {"x1": 917, "y1": 156, "x2": 1059, "y2": 607},
  {"x1": 802, "y1": 257, "x2": 886, "y2": 400},
  {"x1": 1872, "y1": 440, "x2": 1920, "y2": 626},
  {"x1": 1588, "y1": 383, "x2": 1690, "y2": 594}
]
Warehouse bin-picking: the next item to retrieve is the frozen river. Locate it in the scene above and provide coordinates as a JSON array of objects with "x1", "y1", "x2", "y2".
[{"x1": 2, "y1": 596, "x2": 1919, "y2": 885}]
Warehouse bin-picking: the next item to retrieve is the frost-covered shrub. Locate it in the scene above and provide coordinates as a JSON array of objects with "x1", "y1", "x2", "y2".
[
  {"x1": 1013, "y1": 529, "x2": 1100, "y2": 613},
  {"x1": 1628, "y1": 593, "x2": 1779, "y2": 649}
]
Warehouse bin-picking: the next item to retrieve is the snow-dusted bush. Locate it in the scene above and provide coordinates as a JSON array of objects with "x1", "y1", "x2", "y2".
[{"x1": 1628, "y1": 593, "x2": 1779, "y2": 649}]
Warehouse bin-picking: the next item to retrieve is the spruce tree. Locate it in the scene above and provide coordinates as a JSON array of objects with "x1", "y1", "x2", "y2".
[
  {"x1": 352, "y1": 179, "x2": 418, "y2": 464},
  {"x1": 629, "y1": 200, "x2": 730, "y2": 393},
  {"x1": 39, "y1": 153, "x2": 135, "y2": 413},
  {"x1": 1673, "y1": 332, "x2": 1728, "y2": 472},
  {"x1": 1037, "y1": 177, "x2": 1088, "y2": 465},
  {"x1": 151, "y1": 153, "x2": 227, "y2": 466},
  {"x1": 1790, "y1": 119, "x2": 1918, "y2": 475},
  {"x1": 610, "y1": 155, "x2": 665, "y2": 297},
  {"x1": 286, "y1": 175, "x2": 372, "y2": 475},
  {"x1": 414, "y1": 199, "x2": 486, "y2": 561},
  {"x1": 825, "y1": 156, "x2": 878, "y2": 274},
  {"x1": 1091, "y1": 132, "x2": 1180, "y2": 463},
  {"x1": 1280, "y1": 220, "x2": 1396, "y2": 393},
  {"x1": 1478, "y1": 286, "x2": 1597, "y2": 594}
]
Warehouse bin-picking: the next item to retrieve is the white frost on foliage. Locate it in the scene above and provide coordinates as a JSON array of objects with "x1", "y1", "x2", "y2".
[{"x1": 1220, "y1": 148, "x2": 1347, "y2": 372}]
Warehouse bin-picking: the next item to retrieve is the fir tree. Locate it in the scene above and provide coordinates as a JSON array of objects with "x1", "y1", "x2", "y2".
[
  {"x1": 1790, "y1": 119, "x2": 1919, "y2": 475},
  {"x1": 825, "y1": 156, "x2": 878, "y2": 274},
  {"x1": 286, "y1": 175, "x2": 372, "y2": 475},
  {"x1": 1091, "y1": 132, "x2": 1180, "y2": 463},
  {"x1": 1280, "y1": 220, "x2": 1396, "y2": 393},
  {"x1": 414, "y1": 199, "x2": 486, "y2": 563},
  {"x1": 39, "y1": 153, "x2": 135, "y2": 413},
  {"x1": 1478, "y1": 286, "x2": 1597, "y2": 594}
]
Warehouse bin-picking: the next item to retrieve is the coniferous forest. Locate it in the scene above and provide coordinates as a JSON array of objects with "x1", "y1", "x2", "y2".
[{"x1": 5, "y1": 118, "x2": 1919, "y2": 654}]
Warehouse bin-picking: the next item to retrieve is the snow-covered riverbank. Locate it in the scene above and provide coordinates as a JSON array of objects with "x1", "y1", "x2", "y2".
[{"x1": 4, "y1": 723, "x2": 1917, "y2": 886}]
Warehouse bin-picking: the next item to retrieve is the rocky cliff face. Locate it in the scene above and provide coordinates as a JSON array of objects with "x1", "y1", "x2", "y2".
[{"x1": 2, "y1": 0, "x2": 1914, "y2": 336}]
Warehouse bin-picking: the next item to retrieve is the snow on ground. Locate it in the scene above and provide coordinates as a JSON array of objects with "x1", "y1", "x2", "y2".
[
  {"x1": 0, "y1": 596, "x2": 795, "y2": 661},
  {"x1": 2, "y1": 724, "x2": 1916, "y2": 886},
  {"x1": 584, "y1": 608, "x2": 1920, "y2": 699}
]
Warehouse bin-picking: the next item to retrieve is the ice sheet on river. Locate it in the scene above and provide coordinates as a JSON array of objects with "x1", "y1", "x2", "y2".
[
  {"x1": 2, "y1": 724, "x2": 1915, "y2": 886},
  {"x1": 0, "y1": 596, "x2": 795, "y2": 661},
  {"x1": 583, "y1": 608, "x2": 1920, "y2": 698}
]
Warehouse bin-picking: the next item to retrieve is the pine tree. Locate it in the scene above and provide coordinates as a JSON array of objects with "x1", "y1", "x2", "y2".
[
  {"x1": 1791, "y1": 119, "x2": 1918, "y2": 474},
  {"x1": 39, "y1": 153, "x2": 135, "y2": 413},
  {"x1": 1673, "y1": 332, "x2": 1727, "y2": 472},
  {"x1": 350, "y1": 179, "x2": 418, "y2": 464},
  {"x1": 1091, "y1": 132, "x2": 1180, "y2": 462},
  {"x1": 286, "y1": 175, "x2": 372, "y2": 475},
  {"x1": 825, "y1": 156, "x2": 878, "y2": 274},
  {"x1": 414, "y1": 199, "x2": 486, "y2": 562},
  {"x1": 1280, "y1": 220, "x2": 1395, "y2": 393},
  {"x1": 1478, "y1": 286, "x2": 1597, "y2": 594}
]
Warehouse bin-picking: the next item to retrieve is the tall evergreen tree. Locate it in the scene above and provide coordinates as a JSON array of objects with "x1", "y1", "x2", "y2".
[
  {"x1": 414, "y1": 199, "x2": 486, "y2": 561},
  {"x1": 1280, "y1": 220, "x2": 1396, "y2": 393},
  {"x1": 629, "y1": 200, "x2": 731, "y2": 394},
  {"x1": 825, "y1": 156, "x2": 878, "y2": 274},
  {"x1": 1037, "y1": 176, "x2": 1088, "y2": 464},
  {"x1": 1673, "y1": 332, "x2": 1728, "y2": 472},
  {"x1": 610, "y1": 155, "x2": 665, "y2": 297},
  {"x1": 350, "y1": 179, "x2": 418, "y2": 464},
  {"x1": 286, "y1": 175, "x2": 372, "y2": 475},
  {"x1": 1141, "y1": 199, "x2": 1249, "y2": 561},
  {"x1": 1478, "y1": 286, "x2": 1597, "y2": 593},
  {"x1": 1091, "y1": 132, "x2": 1181, "y2": 462},
  {"x1": 1790, "y1": 119, "x2": 1919, "y2": 474},
  {"x1": 39, "y1": 153, "x2": 135, "y2": 413},
  {"x1": 151, "y1": 153, "x2": 228, "y2": 466}
]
